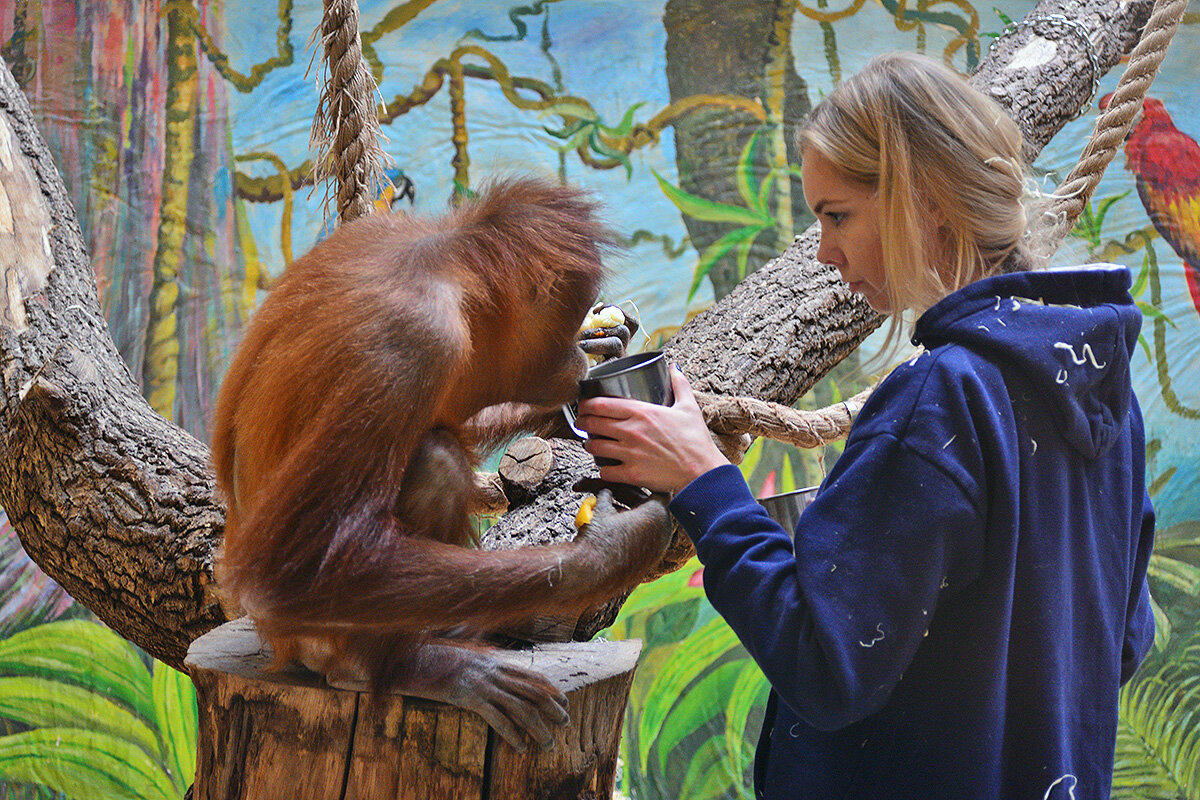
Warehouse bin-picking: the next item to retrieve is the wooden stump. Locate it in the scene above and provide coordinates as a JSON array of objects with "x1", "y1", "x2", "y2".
[{"x1": 185, "y1": 619, "x2": 641, "y2": 799}]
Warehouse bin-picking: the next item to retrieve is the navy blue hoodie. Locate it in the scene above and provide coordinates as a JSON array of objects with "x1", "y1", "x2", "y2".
[{"x1": 670, "y1": 265, "x2": 1156, "y2": 800}]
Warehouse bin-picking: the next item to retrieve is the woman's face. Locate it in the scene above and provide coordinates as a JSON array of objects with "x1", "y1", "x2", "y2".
[{"x1": 801, "y1": 149, "x2": 890, "y2": 314}]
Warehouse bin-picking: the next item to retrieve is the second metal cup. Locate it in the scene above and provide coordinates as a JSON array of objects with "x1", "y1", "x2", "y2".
[{"x1": 758, "y1": 485, "x2": 820, "y2": 538}]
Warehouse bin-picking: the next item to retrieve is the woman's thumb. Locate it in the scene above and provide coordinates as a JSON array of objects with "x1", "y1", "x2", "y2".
[{"x1": 670, "y1": 365, "x2": 698, "y2": 408}]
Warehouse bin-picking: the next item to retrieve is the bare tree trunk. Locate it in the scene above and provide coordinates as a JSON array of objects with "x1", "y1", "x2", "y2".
[{"x1": 0, "y1": 0, "x2": 1156, "y2": 667}]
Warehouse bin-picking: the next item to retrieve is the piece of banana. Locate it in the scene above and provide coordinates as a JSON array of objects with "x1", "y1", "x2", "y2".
[{"x1": 574, "y1": 495, "x2": 598, "y2": 527}]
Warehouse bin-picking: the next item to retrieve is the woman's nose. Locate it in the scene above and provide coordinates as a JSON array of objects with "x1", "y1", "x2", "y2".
[{"x1": 816, "y1": 232, "x2": 839, "y2": 269}]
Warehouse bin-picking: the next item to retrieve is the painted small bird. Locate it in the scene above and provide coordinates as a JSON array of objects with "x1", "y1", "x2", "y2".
[{"x1": 1102, "y1": 93, "x2": 1200, "y2": 317}]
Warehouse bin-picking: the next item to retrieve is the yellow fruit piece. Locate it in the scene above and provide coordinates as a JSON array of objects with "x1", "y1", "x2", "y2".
[
  {"x1": 580, "y1": 306, "x2": 626, "y2": 332},
  {"x1": 575, "y1": 495, "x2": 598, "y2": 527}
]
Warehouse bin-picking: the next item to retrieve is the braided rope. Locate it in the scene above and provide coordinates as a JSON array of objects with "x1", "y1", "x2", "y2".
[
  {"x1": 311, "y1": 0, "x2": 387, "y2": 224},
  {"x1": 1038, "y1": 0, "x2": 1189, "y2": 245},
  {"x1": 697, "y1": 388, "x2": 874, "y2": 449}
]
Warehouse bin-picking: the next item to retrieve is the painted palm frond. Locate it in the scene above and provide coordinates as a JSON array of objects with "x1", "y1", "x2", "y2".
[
  {"x1": 653, "y1": 126, "x2": 786, "y2": 301},
  {"x1": 0, "y1": 621, "x2": 197, "y2": 799},
  {"x1": 1113, "y1": 642, "x2": 1200, "y2": 799}
]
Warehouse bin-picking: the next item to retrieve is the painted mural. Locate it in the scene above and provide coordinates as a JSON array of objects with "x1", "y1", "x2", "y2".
[{"x1": 0, "y1": 1, "x2": 1198, "y2": 797}]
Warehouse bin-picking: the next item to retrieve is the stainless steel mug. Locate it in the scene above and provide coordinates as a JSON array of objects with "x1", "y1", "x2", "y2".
[
  {"x1": 563, "y1": 351, "x2": 674, "y2": 464},
  {"x1": 758, "y1": 485, "x2": 820, "y2": 538}
]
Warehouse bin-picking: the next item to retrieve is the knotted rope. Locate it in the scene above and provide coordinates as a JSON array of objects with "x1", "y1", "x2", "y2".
[
  {"x1": 311, "y1": 0, "x2": 387, "y2": 224},
  {"x1": 697, "y1": 388, "x2": 874, "y2": 450},
  {"x1": 1037, "y1": 0, "x2": 1189, "y2": 247}
]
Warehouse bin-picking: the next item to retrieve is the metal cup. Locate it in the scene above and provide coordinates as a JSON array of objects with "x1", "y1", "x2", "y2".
[
  {"x1": 758, "y1": 485, "x2": 820, "y2": 538},
  {"x1": 563, "y1": 351, "x2": 674, "y2": 464}
]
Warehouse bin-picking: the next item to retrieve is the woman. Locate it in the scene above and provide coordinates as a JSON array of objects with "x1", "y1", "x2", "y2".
[{"x1": 575, "y1": 52, "x2": 1154, "y2": 799}]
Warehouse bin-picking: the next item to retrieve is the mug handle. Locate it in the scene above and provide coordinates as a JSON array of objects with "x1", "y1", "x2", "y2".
[{"x1": 562, "y1": 405, "x2": 588, "y2": 439}]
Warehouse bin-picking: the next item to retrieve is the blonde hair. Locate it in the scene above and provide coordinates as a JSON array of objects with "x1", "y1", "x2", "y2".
[{"x1": 799, "y1": 52, "x2": 1032, "y2": 347}]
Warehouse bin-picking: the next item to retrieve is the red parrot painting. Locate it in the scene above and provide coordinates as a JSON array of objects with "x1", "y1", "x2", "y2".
[{"x1": 1102, "y1": 93, "x2": 1200, "y2": 317}]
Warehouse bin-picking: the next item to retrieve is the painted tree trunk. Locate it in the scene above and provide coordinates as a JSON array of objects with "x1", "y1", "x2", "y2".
[
  {"x1": 663, "y1": 0, "x2": 812, "y2": 300},
  {"x1": 5, "y1": 0, "x2": 245, "y2": 438}
]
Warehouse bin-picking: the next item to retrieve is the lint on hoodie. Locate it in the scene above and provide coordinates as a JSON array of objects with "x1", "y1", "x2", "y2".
[{"x1": 670, "y1": 265, "x2": 1156, "y2": 800}]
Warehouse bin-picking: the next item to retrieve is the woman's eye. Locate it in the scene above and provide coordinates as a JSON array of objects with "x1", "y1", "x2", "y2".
[{"x1": 827, "y1": 212, "x2": 845, "y2": 225}]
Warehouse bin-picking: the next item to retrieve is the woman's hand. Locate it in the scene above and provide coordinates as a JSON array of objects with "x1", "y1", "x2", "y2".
[{"x1": 573, "y1": 368, "x2": 730, "y2": 494}]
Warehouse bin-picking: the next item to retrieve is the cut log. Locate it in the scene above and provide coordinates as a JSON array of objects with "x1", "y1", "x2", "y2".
[{"x1": 186, "y1": 618, "x2": 640, "y2": 800}]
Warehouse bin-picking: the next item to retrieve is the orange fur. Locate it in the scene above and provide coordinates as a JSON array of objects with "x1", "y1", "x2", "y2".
[{"x1": 211, "y1": 178, "x2": 662, "y2": 692}]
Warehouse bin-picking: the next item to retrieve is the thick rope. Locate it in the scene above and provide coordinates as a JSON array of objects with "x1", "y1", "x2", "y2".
[
  {"x1": 697, "y1": 388, "x2": 874, "y2": 449},
  {"x1": 1037, "y1": 0, "x2": 1188, "y2": 247},
  {"x1": 311, "y1": 0, "x2": 387, "y2": 224}
]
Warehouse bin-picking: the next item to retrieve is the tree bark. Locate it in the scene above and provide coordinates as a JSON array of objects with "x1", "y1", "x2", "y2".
[
  {"x1": 0, "y1": 56, "x2": 225, "y2": 669},
  {"x1": 0, "y1": 0, "x2": 1156, "y2": 668}
]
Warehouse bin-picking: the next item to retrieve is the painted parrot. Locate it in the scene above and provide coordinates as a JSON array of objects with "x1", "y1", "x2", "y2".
[{"x1": 1102, "y1": 93, "x2": 1200, "y2": 317}]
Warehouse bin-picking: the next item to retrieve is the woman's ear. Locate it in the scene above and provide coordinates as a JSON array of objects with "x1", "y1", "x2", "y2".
[{"x1": 929, "y1": 202, "x2": 949, "y2": 230}]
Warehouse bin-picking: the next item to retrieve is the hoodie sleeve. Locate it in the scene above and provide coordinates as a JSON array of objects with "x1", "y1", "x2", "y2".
[
  {"x1": 671, "y1": 428, "x2": 985, "y2": 731},
  {"x1": 1121, "y1": 491, "x2": 1156, "y2": 685}
]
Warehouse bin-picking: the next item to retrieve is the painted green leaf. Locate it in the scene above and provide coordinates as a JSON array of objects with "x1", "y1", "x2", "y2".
[
  {"x1": 152, "y1": 662, "x2": 198, "y2": 793},
  {"x1": 598, "y1": 101, "x2": 646, "y2": 137},
  {"x1": 1136, "y1": 300, "x2": 1176, "y2": 329},
  {"x1": 1149, "y1": 592, "x2": 1171, "y2": 651},
  {"x1": 613, "y1": 559, "x2": 705, "y2": 622},
  {"x1": 779, "y1": 451, "x2": 798, "y2": 494},
  {"x1": 1094, "y1": 190, "x2": 1131, "y2": 232},
  {"x1": 546, "y1": 123, "x2": 593, "y2": 153},
  {"x1": 1148, "y1": 553, "x2": 1200, "y2": 595},
  {"x1": 739, "y1": 438, "x2": 766, "y2": 481},
  {"x1": 755, "y1": 169, "x2": 780, "y2": 220},
  {"x1": 735, "y1": 130, "x2": 766, "y2": 215},
  {"x1": 538, "y1": 100, "x2": 597, "y2": 121},
  {"x1": 1070, "y1": 204, "x2": 1097, "y2": 245},
  {"x1": 724, "y1": 660, "x2": 768, "y2": 777},
  {"x1": 1148, "y1": 466, "x2": 1178, "y2": 499},
  {"x1": 678, "y1": 735, "x2": 746, "y2": 800},
  {"x1": 688, "y1": 225, "x2": 768, "y2": 302},
  {"x1": 654, "y1": 660, "x2": 744, "y2": 774},
  {"x1": 734, "y1": 232, "x2": 758, "y2": 281},
  {"x1": 1137, "y1": 333, "x2": 1154, "y2": 369},
  {"x1": 1130, "y1": 252, "x2": 1150, "y2": 298},
  {"x1": 653, "y1": 171, "x2": 772, "y2": 227},
  {"x1": 1112, "y1": 649, "x2": 1200, "y2": 798},
  {"x1": 588, "y1": 131, "x2": 634, "y2": 178},
  {"x1": 638, "y1": 618, "x2": 741, "y2": 772},
  {"x1": 0, "y1": 677, "x2": 161, "y2": 760},
  {"x1": 542, "y1": 117, "x2": 591, "y2": 141},
  {"x1": 0, "y1": 728, "x2": 178, "y2": 800},
  {"x1": 1154, "y1": 520, "x2": 1200, "y2": 551},
  {"x1": 0, "y1": 621, "x2": 153, "y2": 719}
]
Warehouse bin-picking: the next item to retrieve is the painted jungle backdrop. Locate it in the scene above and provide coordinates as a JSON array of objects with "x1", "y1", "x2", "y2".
[{"x1": 1, "y1": 1, "x2": 1199, "y2": 798}]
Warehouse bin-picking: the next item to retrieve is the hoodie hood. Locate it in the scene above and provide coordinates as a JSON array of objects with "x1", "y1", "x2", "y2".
[{"x1": 912, "y1": 265, "x2": 1141, "y2": 459}]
